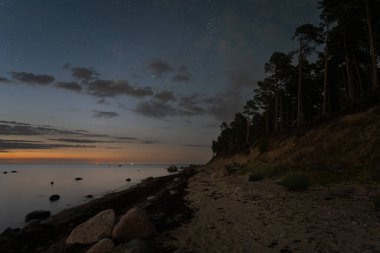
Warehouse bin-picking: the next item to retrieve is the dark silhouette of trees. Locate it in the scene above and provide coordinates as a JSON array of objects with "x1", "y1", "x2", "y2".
[{"x1": 211, "y1": 0, "x2": 380, "y2": 157}]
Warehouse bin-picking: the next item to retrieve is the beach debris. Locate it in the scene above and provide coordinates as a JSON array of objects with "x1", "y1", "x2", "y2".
[
  {"x1": 49, "y1": 194, "x2": 60, "y2": 201},
  {"x1": 146, "y1": 196, "x2": 155, "y2": 201},
  {"x1": 75, "y1": 177, "x2": 83, "y2": 181},
  {"x1": 113, "y1": 239, "x2": 149, "y2": 253},
  {"x1": 169, "y1": 190, "x2": 179, "y2": 195},
  {"x1": 126, "y1": 178, "x2": 131, "y2": 182},
  {"x1": 25, "y1": 210, "x2": 51, "y2": 222},
  {"x1": 112, "y1": 207, "x2": 155, "y2": 242},
  {"x1": 66, "y1": 209, "x2": 116, "y2": 244},
  {"x1": 167, "y1": 165, "x2": 178, "y2": 173},
  {"x1": 85, "y1": 194, "x2": 94, "y2": 199},
  {"x1": 211, "y1": 167, "x2": 230, "y2": 178},
  {"x1": 87, "y1": 238, "x2": 114, "y2": 253}
]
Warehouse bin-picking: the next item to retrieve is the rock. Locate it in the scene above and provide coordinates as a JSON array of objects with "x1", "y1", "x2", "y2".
[
  {"x1": 167, "y1": 165, "x2": 178, "y2": 173},
  {"x1": 86, "y1": 195, "x2": 94, "y2": 198},
  {"x1": 11, "y1": 170, "x2": 18, "y2": 173},
  {"x1": 126, "y1": 178, "x2": 131, "y2": 182},
  {"x1": 142, "y1": 177, "x2": 153, "y2": 183},
  {"x1": 50, "y1": 181, "x2": 54, "y2": 185},
  {"x1": 23, "y1": 219, "x2": 42, "y2": 233},
  {"x1": 66, "y1": 209, "x2": 116, "y2": 244},
  {"x1": 112, "y1": 208, "x2": 155, "y2": 242},
  {"x1": 49, "y1": 194, "x2": 60, "y2": 201},
  {"x1": 87, "y1": 238, "x2": 114, "y2": 253},
  {"x1": 173, "y1": 177, "x2": 181, "y2": 183},
  {"x1": 3, "y1": 171, "x2": 7, "y2": 174},
  {"x1": 112, "y1": 239, "x2": 149, "y2": 253},
  {"x1": 25, "y1": 210, "x2": 51, "y2": 222},
  {"x1": 75, "y1": 177, "x2": 83, "y2": 181}
]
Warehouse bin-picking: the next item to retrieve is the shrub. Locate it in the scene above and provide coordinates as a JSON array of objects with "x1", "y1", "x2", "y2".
[
  {"x1": 248, "y1": 173, "x2": 264, "y2": 182},
  {"x1": 374, "y1": 194, "x2": 380, "y2": 211},
  {"x1": 258, "y1": 139, "x2": 269, "y2": 154},
  {"x1": 281, "y1": 173, "x2": 310, "y2": 191}
]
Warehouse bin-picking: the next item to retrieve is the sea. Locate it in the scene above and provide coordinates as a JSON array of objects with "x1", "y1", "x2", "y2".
[{"x1": 0, "y1": 163, "x2": 177, "y2": 232}]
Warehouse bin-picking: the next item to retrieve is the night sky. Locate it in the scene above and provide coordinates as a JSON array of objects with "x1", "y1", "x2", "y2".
[{"x1": 0, "y1": 0, "x2": 319, "y2": 164}]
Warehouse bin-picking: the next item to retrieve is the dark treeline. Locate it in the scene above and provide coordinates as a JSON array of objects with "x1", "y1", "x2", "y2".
[{"x1": 212, "y1": 0, "x2": 380, "y2": 156}]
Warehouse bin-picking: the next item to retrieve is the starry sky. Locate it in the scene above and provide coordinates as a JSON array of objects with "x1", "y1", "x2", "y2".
[{"x1": 0, "y1": 0, "x2": 319, "y2": 164}]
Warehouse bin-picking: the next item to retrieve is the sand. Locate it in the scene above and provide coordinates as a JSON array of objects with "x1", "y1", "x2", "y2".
[{"x1": 164, "y1": 168, "x2": 380, "y2": 253}]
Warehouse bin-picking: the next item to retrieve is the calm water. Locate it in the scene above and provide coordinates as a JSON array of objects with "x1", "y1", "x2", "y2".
[{"x1": 0, "y1": 163, "x2": 175, "y2": 232}]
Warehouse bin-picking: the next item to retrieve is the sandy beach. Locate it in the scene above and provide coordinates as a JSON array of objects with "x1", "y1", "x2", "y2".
[{"x1": 164, "y1": 167, "x2": 380, "y2": 253}]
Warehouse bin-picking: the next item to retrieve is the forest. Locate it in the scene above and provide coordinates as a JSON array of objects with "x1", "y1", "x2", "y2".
[{"x1": 211, "y1": 0, "x2": 380, "y2": 156}]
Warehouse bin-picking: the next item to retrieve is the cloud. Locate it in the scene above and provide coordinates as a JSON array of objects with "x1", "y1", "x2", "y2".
[
  {"x1": 0, "y1": 121, "x2": 82, "y2": 136},
  {"x1": 86, "y1": 79, "x2": 153, "y2": 98},
  {"x1": 182, "y1": 144, "x2": 210, "y2": 148},
  {"x1": 147, "y1": 59, "x2": 174, "y2": 77},
  {"x1": 154, "y1": 90, "x2": 176, "y2": 103},
  {"x1": 92, "y1": 110, "x2": 119, "y2": 118},
  {"x1": 207, "y1": 64, "x2": 259, "y2": 121},
  {"x1": 63, "y1": 64, "x2": 99, "y2": 81},
  {"x1": 55, "y1": 81, "x2": 82, "y2": 92},
  {"x1": 49, "y1": 138, "x2": 103, "y2": 143},
  {"x1": 9, "y1": 71, "x2": 55, "y2": 85},
  {"x1": 0, "y1": 139, "x2": 95, "y2": 152},
  {"x1": 172, "y1": 65, "x2": 191, "y2": 82},
  {"x1": 178, "y1": 94, "x2": 206, "y2": 116},
  {"x1": 134, "y1": 101, "x2": 177, "y2": 118},
  {"x1": 0, "y1": 76, "x2": 11, "y2": 83},
  {"x1": 134, "y1": 93, "x2": 209, "y2": 118},
  {"x1": 140, "y1": 140, "x2": 161, "y2": 144}
]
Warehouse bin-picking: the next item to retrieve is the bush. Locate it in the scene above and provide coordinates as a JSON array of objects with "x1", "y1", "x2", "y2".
[
  {"x1": 258, "y1": 139, "x2": 269, "y2": 154},
  {"x1": 248, "y1": 173, "x2": 264, "y2": 182},
  {"x1": 281, "y1": 173, "x2": 310, "y2": 191},
  {"x1": 225, "y1": 162, "x2": 242, "y2": 174},
  {"x1": 374, "y1": 194, "x2": 380, "y2": 211}
]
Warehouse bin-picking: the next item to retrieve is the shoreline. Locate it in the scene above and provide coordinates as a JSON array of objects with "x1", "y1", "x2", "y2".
[{"x1": 0, "y1": 167, "x2": 196, "y2": 253}]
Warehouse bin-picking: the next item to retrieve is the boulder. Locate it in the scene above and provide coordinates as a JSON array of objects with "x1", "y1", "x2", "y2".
[
  {"x1": 87, "y1": 238, "x2": 114, "y2": 253},
  {"x1": 166, "y1": 165, "x2": 178, "y2": 173},
  {"x1": 66, "y1": 209, "x2": 116, "y2": 244},
  {"x1": 25, "y1": 210, "x2": 51, "y2": 222},
  {"x1": 49, "y1": 194, "x2": 60, "y2": 201},
  {"x1": 112, "y1": 208, "x2": 155, "y2": 242},
  {"x1": 112, "y1": 239, "x2": 149, "y2": 253},
  {"x1": 23, "y1": 219, "x2": 42, "y2": 233},
  {"x1": 142, "y1": 177, "x2": 153, "y2": 183}
]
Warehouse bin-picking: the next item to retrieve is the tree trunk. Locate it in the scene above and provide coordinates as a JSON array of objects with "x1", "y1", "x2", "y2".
[
  {"x1": 274, "y1": 92, "x2": 278, "y2": 132},
  {"x1": 297, "y1": 39, "x2": 304, "y2": 126},
  {"x1": 245, "y1": 116, "x2": 250, "y2": 146},
  {"x1": 323, "y1": 33, "x2": 329, "y2": 116},
  {"x1": 365, "y1": 0, "x2": 379, "y2": 90},
  {"x1": 344, "y1": 36, "x2": 354, "y2": 99}
]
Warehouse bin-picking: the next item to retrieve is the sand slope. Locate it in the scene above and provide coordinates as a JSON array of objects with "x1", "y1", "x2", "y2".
[{"x1": 165, "y1": 169, "x2": 380, "y2": 253}]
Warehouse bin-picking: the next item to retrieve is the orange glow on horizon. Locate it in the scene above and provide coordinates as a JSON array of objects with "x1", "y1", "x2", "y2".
[{"x1": 0, "y1": 146, "x2": 210, "y2": 164}]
